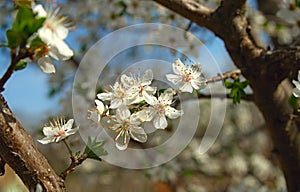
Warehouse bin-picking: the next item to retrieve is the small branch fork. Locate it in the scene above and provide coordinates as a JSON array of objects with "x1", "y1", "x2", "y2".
[
  {"x1": 0, "y1": 49, "x2": 33, "y2": 92},
  {"x1": 59, "y1": 153, "x2": 88, "y2": 181}
]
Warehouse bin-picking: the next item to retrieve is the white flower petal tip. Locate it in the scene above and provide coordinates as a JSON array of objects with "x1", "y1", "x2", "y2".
[
  {"x1": 32, "y1": 4, "x2": 74, "y2": 73},
  {"x1": 292, "y1": 70, "x2": 300, "y2": 98},
  {"x1": 109, "y1": 106, "x2": 147, "y2": 150},
  {"x1": 37, "y1": 117, "x2": 78, "y2": 144},
  {"x1": 166, "y1": 59, "x2": 207, "y2": 93}
]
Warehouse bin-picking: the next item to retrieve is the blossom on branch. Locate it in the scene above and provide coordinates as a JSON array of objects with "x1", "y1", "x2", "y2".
[
  {"x1": 38, "y1": 117, "x2": 79, "y2": 144},
  {"x1": 32, "y1": 4, "x2": 73, "y2": 73},
  {"x1": 121, "y1": 69, "x2": 157, "y2": 104},
  {"x1": 97, "y1": 82, "x2": 129, "y2": 109},
  {"x1": 140, "y1": 88, "x2": 184, "y2": 129},
  {"x1": 166, "y1": 59, "x2": 206, "y2": 93},
  {"x1": 109, "y1": 105, "x2": 147, "y2": 150}
]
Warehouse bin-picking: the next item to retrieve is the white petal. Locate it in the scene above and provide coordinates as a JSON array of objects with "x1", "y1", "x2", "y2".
[
  {"x1": 48, "y1": 40, "x2": 73, "y2": 61},
  {"x1": 191, "y1": 77, "x2": 207, "y2": 90},
  {"x1": 116, "y1": 141, "x2": 129, "y2": 150},
  {"x1": 42, "y1": 126, "x2": 55, "y2": 137},
  {"x1": 153, "y1": 115, "x2": 168, "y2": 129},
  {"x1": 116, "y1": 105, "x2": 131, "y2": 120},
  {"x1": 141, "y1": 69, "x2": 153, "y2": 86},
  {"x1": 110, "y1": 98, "x2": 123, "y2": 109},
  {"x1": 293, "y1": 88, "x2": 300, "y2": 98},
  {"x1": 173, "y1": 59, "x2": 186, "y2": 75},
  {"x1": 144, "y1": 86, "x2": 157, "y2": 94},
  {"x1": 33, "y1": 4, "x2": 47, "y2": 18},
  {"x1": 298, "y1": 71, "x2": 300, "y2": 81},
  {"x1": 121, "y1": 74, "x2": 135, "y2": 88},
  {"x1": 97, "y1": 92, "x2": 112, "y2": 101},
  {"x1": 189, "y1": 64, "x2": 202, "y2": 78},
  {"x1": 62, "y1": 119, "x2": 74, "y2": 131},
  {"x1": 179, "y1": 82, "x2": 193, "y2": 93},
  {"x1": 165, "y1": 106, "x2": 184, "y2": 119},
  {"x1": 38, "y1": 56, "x2": 56, "y2": 73},
  {"x1": 38, "y1": 27, "x2": 53, "y2": 44},
  {"x1": 293, "y1": 80, "x2": 300, "y2": 90},
  {"x1": 95, "y1": 99, "x2": 105, "y2": 114},
  {"x1": 144, "y1": 93, "x2": 158, "y2": 106},
  {"x1": 130, "y1": 127, "x2": 147, "y2": 143},
  {"x1": 54, "y1": 25, "x2": 69, "y2": 40},
  {"x1": 158, "y1": 88, "x2": 173, "y2": 105},
  {"x1": 135, "y1": 107, "x2": 155, "y2": 122},
  {"x1": 166, "y1": 74, "x2": 182, "y2": 85},
  {"x1": 65, "y1": 127, "x2": 79, "y2": 136},
  {"x1": 38, "y1": 137, "x2": 55, "y2": 144}
]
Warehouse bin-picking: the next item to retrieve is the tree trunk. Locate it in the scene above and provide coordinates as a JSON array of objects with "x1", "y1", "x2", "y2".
[{"x1": 0, "y1": 94, "x2": 65, "y2": 191}]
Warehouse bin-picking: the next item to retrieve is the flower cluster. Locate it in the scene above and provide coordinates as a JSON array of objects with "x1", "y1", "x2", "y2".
[
  {"x1": 30, "y1": 4, "x2": 73, "y2": 73},
  {"x1": 89, "y1": 59, "x2": 206, "y2": 150}
]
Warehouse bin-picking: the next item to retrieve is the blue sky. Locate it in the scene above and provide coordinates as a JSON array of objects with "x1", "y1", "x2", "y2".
[{"x1": 0, "y1": 0, "x2": 257, "y2": 129}]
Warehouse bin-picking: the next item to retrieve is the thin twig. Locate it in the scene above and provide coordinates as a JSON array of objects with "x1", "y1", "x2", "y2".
[
  {"x1": 0, "y1": 155, "x2": 5, "y2": 176},
  {"x1": 206, "y1": 69, "x2": 241, "y2": 83},
  {"x1": 59, "y1": 154, "x2": 88, "y2": 180},
  {"x1": 197, "y1": 93, "x2": 254, "y2": 101},
  {"x1": 62, "y1": 139, "x2": 73, "y2": 158}
]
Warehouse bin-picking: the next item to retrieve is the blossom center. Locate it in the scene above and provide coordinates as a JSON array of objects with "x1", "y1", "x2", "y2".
[
  {"x1": 182, "y1": 72, "x2": 192, "y2": 82},
  {"x1": 55, "y1": 130, "x2": 66, "y2": 137},
  {"x1": 139, "y1": 85, "x2": 144, "y2": 94},
  {"x1": 154, "y1": 103, "x2": 165, "y2": 115}
]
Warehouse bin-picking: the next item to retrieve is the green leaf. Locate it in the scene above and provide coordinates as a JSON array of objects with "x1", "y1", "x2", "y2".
[
  {"x1": 6, "y1": 5, "x2": 45, "y2": 48},
  {"x1": 296, "y1": 0, "x2": 300, "y2": 7},
  {"x1": 15, "y1": 61, "x2": 27, "y2": 71},
  {"x1": 224, "y1": 80, "x2": 233, "y2": 88},
  {"x1": 225, "y1": 78, "x2": 249, "y2": 104},
  {"x1": 289, "y1": 95, "x2": 299, "y2": 108},
  {"x1": 84, "y1": 137, "x2": 107, "y2": 161}
]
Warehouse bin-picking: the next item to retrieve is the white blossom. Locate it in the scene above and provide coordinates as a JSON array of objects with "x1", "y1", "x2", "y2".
[
  {"x1": 88, "y1": 99, "x2": 108, "y2": 122},
  {"x1": 33, "y1": 4, "x2": 73, "y2": 73},
  {"x1": 292, "y1": 70, "x2": 300, "y2": 97},
  {"x1": 120, "y1": 69, "x2": 156, "y2": 104},
  {"x1": 139, "y1": 88, "x2": 184, "y2": 129},
  {"x1": 38, "y1": 118, "x2": 78, "y2": 144},
  {"x1": 97, "y1": 82, "x2": 129, "y2": 109},
  {"x1": 109, "y1": 105, "x2": 147, "y2": 150},
  {"x1": 166, "y1": 59, "x2": 206, "y2": 93}
]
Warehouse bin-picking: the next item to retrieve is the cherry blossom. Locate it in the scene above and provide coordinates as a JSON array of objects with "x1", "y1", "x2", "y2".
[
  {"x1": 97, "y1": 82, "x2": 129, "y2": 109},
  {"x1": 38, "y1": 118, "x2": 78, "y2": 144},
  {"x1": 166, "y1": 59, "x2": 206, "y2": 93},
  {"x1": 109, "y1": 105, "x2": 147, "y2": 150},
  {"x1": 120, "y1": 69, "x2": 157, "y2": 104},
  {"x1": 33, "y1": 4, "x2": 73, "y2": 73},
  {"x1": 140, "y1": 88, "x2": 184, "y2": 129}
]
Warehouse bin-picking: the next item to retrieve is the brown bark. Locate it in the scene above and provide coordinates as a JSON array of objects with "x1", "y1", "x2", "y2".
[
  {"x1": 0, "y1": 94, "x2": 65, "y2": 191},
  {"x1": 152, "y1": 0, "x2": 300, "y2": 191}
]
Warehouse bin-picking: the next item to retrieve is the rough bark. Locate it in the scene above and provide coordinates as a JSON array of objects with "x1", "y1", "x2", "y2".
[
  {"x1": 0, "y1": 94, "x2": 65, "y2": 191},
  {"x1": 152, "y1": 0, "x2": 300, "y2": 191}
]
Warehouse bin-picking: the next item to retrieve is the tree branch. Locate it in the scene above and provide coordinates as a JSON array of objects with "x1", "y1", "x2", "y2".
[
  {"x1": 59, "y1": 154, "x2": 88, "y2": 181},
  {"x1": 152, "y1": 0, "x2": 300, "y2": 191},
  {"x1": 206, "y1": 69, "x2": 241, "y2": 83},
  {"x1": 0, "y1": 50, "x2": 32, "y2": 92},
  {"x1": 0, "y1": 94, "x2": 65, "y2": 191}
]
